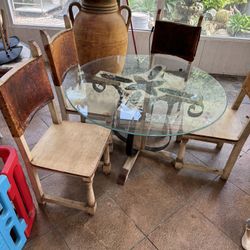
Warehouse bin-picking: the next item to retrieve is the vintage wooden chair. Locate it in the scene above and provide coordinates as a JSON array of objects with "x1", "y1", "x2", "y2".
[
  {"x1": 0, "y1": 41, "x2": 112, "y2": 215},
  {"x1": 40, "y1": 15, "x2": 116, "y2": 122},
  {"x1": 175, "y1": 73, "x2": 250, "y2": 180},
  {"x1": 40, "y1": 15, "x2": 113, "y2": 150},
  {"x1": 150, "y1": 9, "x2": 203, "y2": 80}
]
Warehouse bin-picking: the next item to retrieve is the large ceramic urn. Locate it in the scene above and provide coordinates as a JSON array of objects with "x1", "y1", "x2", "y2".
[{"x1": 69, "y1": 0, "x2": 131, "y2": 66}]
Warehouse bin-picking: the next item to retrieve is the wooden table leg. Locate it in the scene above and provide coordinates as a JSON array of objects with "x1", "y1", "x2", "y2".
[
  {"x1": 117, "y1": 151, "x2": 140, "y2": 185},
  {"x1": 117, "y1": 135, "x2": 178, "y2": 185}
]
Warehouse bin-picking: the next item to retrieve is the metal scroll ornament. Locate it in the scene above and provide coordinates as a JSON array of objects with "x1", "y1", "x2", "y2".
[{"x1": 92, "y1": 66, "x2": 204, "y2": 118}]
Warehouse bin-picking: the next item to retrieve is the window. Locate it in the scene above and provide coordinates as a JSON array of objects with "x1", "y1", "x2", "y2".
[
  {"x1": 6, "y1": 0, "x2": 250, "y2": 38},
  {"x1": 163, "y1": 0, "x2": 250, "y2": 38},
  {"x1": 7, "y1": 0, "x2": 80, "y2": 27},
  {"x1": 129, "y1": 0, "x2": 250, "y2": 38},
  {"x1": 129, "y1": 0, "x2": 157, "y2": 30}
]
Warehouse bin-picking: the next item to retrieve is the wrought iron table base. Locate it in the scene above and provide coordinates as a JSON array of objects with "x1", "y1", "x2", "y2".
[{"x1": 116, "y1": 133, "x2": 176, "y2": 185}]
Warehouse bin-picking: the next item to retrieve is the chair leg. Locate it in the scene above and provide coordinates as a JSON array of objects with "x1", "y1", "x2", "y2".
[
  {"x1": 221, "y1": 143, "x2": 242, "y2": 180},
  {"x1": 103, "y1": 144, "x2": 111, "y2": 175},
  {"x1": 61, "y1": 111, "x2": 69, "y2": 121},
  {"x1": 216, "y1": 141, "x2": 224, "y2": 149},
  {"x1": 185, "y1": 62, "x2": 192, "y2": 81},
  {"x1": 14, "y1": 137, "x2": 45, "y2": 205},
  {"x1": 175, "y1": 138, "x2": 188, "y2": 169},
  {"x1": 83, "y1": 175, "x2": 96, "y2": 215},
  {"x1": 149, "y1": 54, "x2": 155, "y2": 68},
  {"x1": 27, "y1": 165, "x2": 45, "y2": 205},
  {"x1": 176, "y1": 135, "x2": 182, "y2": 143},
  {"x1": 108, "y1": 134, "x2": 113, "y2": 153},
  {"x1": 80, "y1": 115, "x2": 86, "y2": 123}
]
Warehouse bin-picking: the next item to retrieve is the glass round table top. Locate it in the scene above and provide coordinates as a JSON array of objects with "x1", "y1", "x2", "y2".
[{"x1": 64, "y1": 55, "x2": 227, "y2": 137}]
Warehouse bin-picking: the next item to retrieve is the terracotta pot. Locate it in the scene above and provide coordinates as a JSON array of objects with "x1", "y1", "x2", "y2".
[{"x1": 69, "y1": 0, "x2": 131, "y2": 67}]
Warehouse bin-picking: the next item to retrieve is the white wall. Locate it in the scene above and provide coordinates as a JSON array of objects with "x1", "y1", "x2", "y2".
[{"x1": 128, "y1": 31, "x2": 250, "y2": 76}]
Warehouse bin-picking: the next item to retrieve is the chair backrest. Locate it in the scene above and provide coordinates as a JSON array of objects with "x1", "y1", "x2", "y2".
[
  {"x1": 151, "y1": 10, "x2": 203, "y2": 62},
  {"x1": 231, "y1": 72, "x2": 250, "y2": 143},
  {"x1": 40, "y1": 15, "x2": 79, "y2": 87},
  {"x1": 242, "y1": 73, "x2": 250, "y2": 99},
  {"x1": 0, "y1": 42, "x2": 54, "y2": 138},
  {"x1": 232, "y1": 72, "x2": 250, "y2": 110}
]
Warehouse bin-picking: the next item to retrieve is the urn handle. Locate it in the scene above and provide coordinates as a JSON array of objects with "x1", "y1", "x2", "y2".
[
  {"x1": 68, "y1": 2, "x2": 81, "y2": 24},
  {"x1": 119, "y1": 5, "x2": 131, "y2": 30}
]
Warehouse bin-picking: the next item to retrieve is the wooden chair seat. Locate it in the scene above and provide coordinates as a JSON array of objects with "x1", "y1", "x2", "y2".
[
  {"x1": 31, "y1": 121, "x2": 110, "y2": 177},
  {"x1": 192, "y1": 108, "x2": 242, "y2": 142}
]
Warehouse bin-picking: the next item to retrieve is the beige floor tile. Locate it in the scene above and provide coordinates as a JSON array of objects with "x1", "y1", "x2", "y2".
[
  {"x1": 149, "y1": 205, "x2": 240, "y2": 250},
  {"x1": 143, "y1": 150, "x2": 216, "y2": 200},
  {"x1": 229, "y1": 151, "x2": 250, "y2": 195},
  {"x1": 85, "y1": 195, "x2": 144, "y2": 250},
  {"x1": 41, "y1": 203, "x2": 80, "y2": 228},
  {"x1": 0, "y1": 125, "x2": 18, "y2": 148},
  {"x1": 40, "y1": 173, "x2": 85, "y2": 224},
  {"x1": 193, "y1": 179, "x2": 250, "y2": 245},
  {"x1": 1, "y1": 75, "x2": 249, "y2": 250},
  {"x1": 57, "y1": 212, "x2": 106, "y2": 250},
  {"x1": 107, "y1": 170, "x2": 184, "y2": 234},
  {"x1": 0, "y1": 112, "x2": 8, "y2": 129},
  {"x1": 28, "y1": 205, "x2": 54, "y2": 240},
  {"x1": 38, "y1": 113, "x2": 53, "y2": 127},
  {"x1": 41, "y1": 172, "x2": 85, "y2": 200},
  {"x1": 24, "y1": 230, "x2": 69, "y2": 250},
  {"x1": 37, "y1": 168, "x2": 54, "y2": 180},
  {"x1": 242, "y1": 136, "x2": 250, "y2": 153},
  {"x1": 132, "y1": 238, "x2": 157, "y2": 250},
  {"x1": 183, "y1": 139, "x2": 234, "y2": 170},
  {"x1": 93, "y1": 167, "x2": 122, "y2": 200}
]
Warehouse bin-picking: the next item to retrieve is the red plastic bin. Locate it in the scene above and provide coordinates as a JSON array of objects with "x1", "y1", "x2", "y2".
[{"x1": 0, "y1": 146, "x2": 35, "y2": 238}]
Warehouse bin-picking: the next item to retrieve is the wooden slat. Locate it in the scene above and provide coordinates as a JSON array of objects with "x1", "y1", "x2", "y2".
[
  {"x1": 243, "y1": 72, "x2": 250, "y2": 97},
  {"x1": 117, "y1": 151, "x2": 140, "y2": 185},
  {"x1": 177, "y1": 163, "x2": 223, "y2": 175},
  {"x1": 44, "y1": 194, "x2": 96, "y2": 215},
  {"x1": 48, "y1": 100, "x2": 61, "y2": 124},
  {"x1": 55, "y1": 86, "x2": 69, "y2": 120},
  {"x1": 40, "y1": 28, "x2": 79, "y2": 87},
  {"x1": 15, "y1": 136, "x2": 44, "y2": 203},
  {"x1": 183, "y1": 134, "x2": 235, "y2": 144}
]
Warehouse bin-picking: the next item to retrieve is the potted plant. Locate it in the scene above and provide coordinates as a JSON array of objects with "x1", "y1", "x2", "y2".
[
  {"x1": 129, "y1": 0, "x2": 156, "y2": 29},
  {"x1": 227, "y1": 13, "x2": 250, "y2": 36}
]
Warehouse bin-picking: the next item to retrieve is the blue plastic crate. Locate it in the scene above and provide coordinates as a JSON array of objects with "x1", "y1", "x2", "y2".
[
  {"x1": 0, "y1": 233, "x2": 9, "y2": 250},
  {"x1": 0, "y1": 175, "x2": 27, "y2": 250}
]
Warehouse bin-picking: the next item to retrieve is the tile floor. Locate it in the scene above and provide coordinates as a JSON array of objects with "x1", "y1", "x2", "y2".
[{"x1": 0, "y1": 74, "x2": 249, "y2": 250}]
